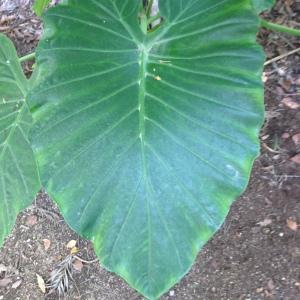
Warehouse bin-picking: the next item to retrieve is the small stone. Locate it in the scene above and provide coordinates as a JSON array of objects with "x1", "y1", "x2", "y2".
[
  {"x1": 258, "y1": 218, "x2": 272, "y2": 227},
  {"x1": 267, "y1": 279, "x2": 275, "y2": 290},
  {"x1": 0, "y1": 278, "x2": 12, "y2": 287},
  {"x1": 42, "y1": 239, "x2": 51, "y2": 251},
  {"x1": 25, "y1": 215, "x2": 38, "y2": 226},
  {"x1": 281, "y1": 132, "x2": 290, "y2": 139},
  {"x1": 262, "y1": 227, "x2": 271, "y2": 234},
  {"x1": 277, "y1": 68, "x2": 285, "y2": 76},
  {"x1": 261, "y1": 134, "x2": 270, "y2": 140},
  {"x1": 287, "y1": 219, "x2": 298, "y2": 231},
  {"x1": 262, "y1": 72, "x2": 268, "y2": 83}
]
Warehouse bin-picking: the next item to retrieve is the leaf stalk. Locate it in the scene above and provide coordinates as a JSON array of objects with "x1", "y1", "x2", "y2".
[
  {"x1": 146, "y1": 0, "x2": 154, "y2": 17},
  {"x1": 260, "y1": 19, "x2": 300, "y2": 36},
  {"x1": 19, "y1": 52, "x2": 36, "y2": 63},
  {"x1": 147, "y1": 13, "x2": 161, "y2": 26}
]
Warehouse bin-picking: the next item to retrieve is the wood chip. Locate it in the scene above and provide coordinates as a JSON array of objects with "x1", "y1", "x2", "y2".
[
  {"x1": 290, "y1": 154, "x2": 300, "y2": 164},
  {"x1": 36, "y1": 274, "x2": 46, "y2": 294},
  {"x1": 11, "y1": 279, "x2": 22, "y2": 289},
  {"x1": 280, "y1": 78, "x2": 292, "y2": 91},
  {"x1": 0, "y1": 264, "x2": 7, "y2": 273},
  {"x1": 71, "y1": 246, "x2": 80, "y2": 255},
  {"x1": 66, "y1": 240, "x2": 77, "y2": 249},
  {"x1": 42, "y1": 239, "x2": 51, "y2": 251}
]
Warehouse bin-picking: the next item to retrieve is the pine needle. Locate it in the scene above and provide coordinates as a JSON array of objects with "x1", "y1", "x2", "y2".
[{"x1": 46, "y1": 255, "x2": 75, "y2": 297}]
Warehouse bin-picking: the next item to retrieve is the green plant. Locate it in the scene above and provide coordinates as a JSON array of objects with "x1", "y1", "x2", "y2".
[
  {"x1": 252, "y1": 0, "x2": 275, "y2": 13},
  {"x1": 33, "y1": 0, "x2": 52, "y2": 16},
  {"x1": 30, "y1": 2, "x2": 264, "y2": 299},
  {"x1": 0, "y1": 0, "x2": 290, "y2": 299},
  {"x1": 0, "y1": 35, "x2": 40, "y2": 244}
]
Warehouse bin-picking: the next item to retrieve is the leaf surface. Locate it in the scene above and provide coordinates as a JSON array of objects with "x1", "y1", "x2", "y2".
[
  {"x1": 29, "y1": 1, "x2": 265, "y2": 299},
  {"x1": 0, "y1": 34, "x2": 40, "y2": 246},
  {"x1": 252, "y1": 0, "x2": 275, "y2": 13}
]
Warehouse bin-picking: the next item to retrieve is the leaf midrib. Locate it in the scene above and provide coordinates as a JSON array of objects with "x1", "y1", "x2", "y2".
[
  {"x1": 0, "y1": 46, "x2": 28, "y2": 159},
  {"x1": 137, "y1": 45, "x2": 154, "y2": 287},
  {"x1": 0, "y1": 103, "x2": 25, "y2": 160}
]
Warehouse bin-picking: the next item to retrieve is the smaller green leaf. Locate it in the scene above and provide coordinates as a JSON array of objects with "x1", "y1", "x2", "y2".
[
  {"x1": 252, "y1": 0, "x2": 275, "y2": 13},
  {"x1": 33, "y1": 0, "x2": 51, "y2": 16},
  {"x1": 0, "y1": 34, "x2": 40, "y2": 246}
]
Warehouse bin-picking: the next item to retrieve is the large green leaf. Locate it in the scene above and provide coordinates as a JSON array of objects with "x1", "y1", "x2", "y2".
[
  {"x1": 29, "y1": 1, "x2": 264, "y2": 299},
  {"x1": 0, "y1": 34, "x2": 40, "y2": 246},
  {"x1": 252, "y1": 0, "x2": 275, "y2": 13}
]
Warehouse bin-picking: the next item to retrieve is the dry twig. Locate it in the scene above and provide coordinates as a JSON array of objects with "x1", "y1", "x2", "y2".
[{"x1": 264, "y1": 47, "x2": 300, "y2": 66}]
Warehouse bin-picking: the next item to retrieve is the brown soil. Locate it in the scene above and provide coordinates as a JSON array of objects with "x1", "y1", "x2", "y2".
[{"x1": 0, "y1": 1, "x2": 300, "y2": 299}]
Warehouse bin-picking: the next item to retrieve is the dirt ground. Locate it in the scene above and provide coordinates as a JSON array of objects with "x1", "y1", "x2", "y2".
[{"x1": 0, "y1": 0, "x2": 300, "y2": 299}]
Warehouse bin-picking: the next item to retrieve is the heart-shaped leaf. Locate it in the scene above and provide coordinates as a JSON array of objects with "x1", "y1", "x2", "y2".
[
  {"x1": 0, "y1": 34, "x2": 40, "y2": 246},
  {"x1": 29, "y1": 1, "x2": 264, "y2": 299}
]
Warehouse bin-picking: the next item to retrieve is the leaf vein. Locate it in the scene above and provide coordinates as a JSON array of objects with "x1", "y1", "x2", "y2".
[
  {"x1": 147, "y1": 74, "x2": 250, "y2": 114},
  {"x1": 48, "y1": 107, "x2": 138, "y2": 181},
  {"x1": 145, "y1": 92, "x2": 247, "y2": 149},
  {"x1": 145, "y1": 116, "x2": 233, "y2": 181},
  {"x1": 47, "y1": 13, "x2": 134, "y2": 43}
]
